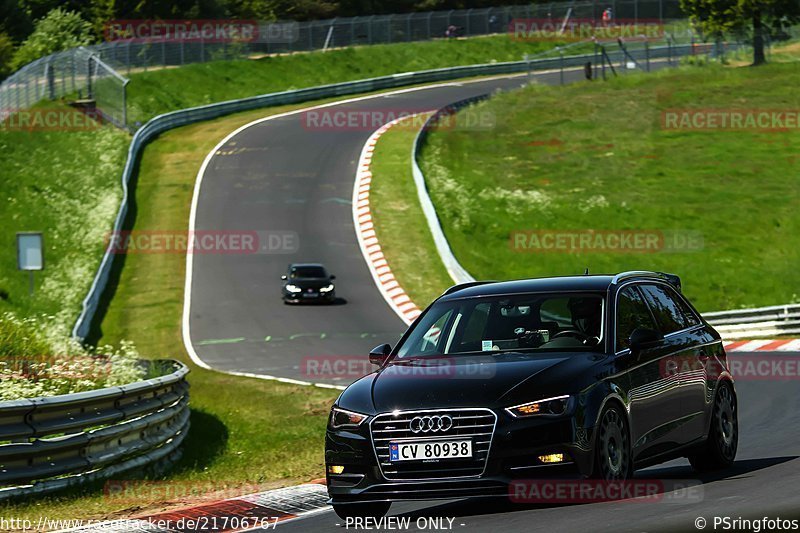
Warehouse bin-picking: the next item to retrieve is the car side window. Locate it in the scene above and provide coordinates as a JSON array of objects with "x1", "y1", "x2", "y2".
[
  {"x1": 675, "y1": 293, "x2": 701, "y2": 327},
  {"x1": 418, "y1": 310, "x2": 453, "y2": 353},
  {"x1": 616, "y1": 286, "x2": 657, "y2": 351},
  {"x1": 639, "y1": 284, "x2": 692, "y2": 334}
]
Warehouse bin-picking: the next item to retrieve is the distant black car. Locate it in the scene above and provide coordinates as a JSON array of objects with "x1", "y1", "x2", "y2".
[
  {"x1": 325, "y1": 271, "x2": 738, "y2": 519},
  {"x1": 281, "y1": 263, "x2": 336, "y2": 304}
]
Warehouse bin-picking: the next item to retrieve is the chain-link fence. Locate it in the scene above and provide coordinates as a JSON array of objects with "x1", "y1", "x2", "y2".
[
  {"x1": 0, "y1": 0, "x2": 721, "y2": 131},
  {"x1": 0, "y1": 47, "x2": 129, "y2": 128},
  {"x1": 91, "y1": 0, "x2": 684, "y2": 74}
]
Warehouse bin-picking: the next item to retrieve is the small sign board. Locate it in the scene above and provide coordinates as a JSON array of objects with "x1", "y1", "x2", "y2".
[{"x1": 17, "y1": 232, "x2": 44, "y2": 271}]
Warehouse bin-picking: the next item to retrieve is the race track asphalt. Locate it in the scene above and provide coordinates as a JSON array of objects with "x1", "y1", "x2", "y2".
[
  {"x1": 271, "y1": 364, "x2": 800, "y2": 531},
  {"x1": 186, "y1": 70, "x2": 569, "y2": 385},
  {"x1": 185, "y1": 62, "x2": 800, "y2": 531}
]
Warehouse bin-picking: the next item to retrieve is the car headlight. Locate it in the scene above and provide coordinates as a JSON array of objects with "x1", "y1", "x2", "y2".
[
  {"x1": 285, "y1": 284, "x2": 302, "y2": 293},
  {"x1": 329, "y1": 407, "x2": 368, "y2": 429},
  {"x1": 319, "y1": 284, "x2": 335, "y2": 293},
  {"x1": 506, "y1": 395, "x2": 572, "y2": 418}
]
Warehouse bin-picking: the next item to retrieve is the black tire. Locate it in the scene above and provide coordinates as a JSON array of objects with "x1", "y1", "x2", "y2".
[
  {"x1": 591, "y1": 404, "x2": 633, "y2": 480},
  {"x1": 332, "y1": 502, "x2": 391, "y2": 520},
  {"x1": 689, "y1": 381, "x2": 738, "y2": 472}
]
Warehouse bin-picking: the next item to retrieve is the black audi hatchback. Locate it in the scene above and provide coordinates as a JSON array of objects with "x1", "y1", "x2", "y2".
[
  {"x1": 325, "y1": 271, "x2": 738, "y2": 518},
  {"x1": 281, "y1": 263, "x2": 336, "y2": 303}
]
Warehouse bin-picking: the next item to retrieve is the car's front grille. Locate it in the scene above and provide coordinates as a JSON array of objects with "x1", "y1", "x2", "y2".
[{"x1": 370, "y1": 408, "x2": 497, "y2": 481}]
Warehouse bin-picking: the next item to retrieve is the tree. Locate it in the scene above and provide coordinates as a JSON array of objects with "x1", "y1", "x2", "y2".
[
  {"x1": 680, "y1": 0, "x2": 800, "y2": 65},
  {"x1": 0, "y1": 32, "x2": 13, "y2": 79},
  {"x1": 12, "y1": 8, "x2": 94, "y2": 69}
]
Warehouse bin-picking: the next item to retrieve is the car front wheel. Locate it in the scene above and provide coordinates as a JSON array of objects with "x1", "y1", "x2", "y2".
[
  {"x1": 591, "y1": 405, "x2": 633, "y2": 480},
  {"x1": 332, "y1": 502, "x2": 391, "y2": 520}
]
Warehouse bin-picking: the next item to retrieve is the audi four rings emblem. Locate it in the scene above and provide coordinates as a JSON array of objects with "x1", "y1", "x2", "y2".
[{"x1": 410, "y1": 415, "x2": 453, "y2": 433}]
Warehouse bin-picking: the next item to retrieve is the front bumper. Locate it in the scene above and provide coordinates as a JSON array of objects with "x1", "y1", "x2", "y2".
[
  {"x1": 325, "y1": 409, "x2": 596, "y2": 504},
  {"x1": 283, "y1": 290, "x2": 335, "y2": 303}
]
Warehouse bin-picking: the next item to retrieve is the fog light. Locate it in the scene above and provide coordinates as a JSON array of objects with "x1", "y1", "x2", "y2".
[
  {"x1": 538, "y1": 453, "x2": 565, "y2": 464},
  {"x1": 328, "y1": 465, "x2": 345, "y2": 475}
]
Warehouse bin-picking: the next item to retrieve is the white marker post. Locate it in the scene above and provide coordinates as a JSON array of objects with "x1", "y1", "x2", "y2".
[{"x1": 16, "y1": 232, "x2": 44, "y2": 296}]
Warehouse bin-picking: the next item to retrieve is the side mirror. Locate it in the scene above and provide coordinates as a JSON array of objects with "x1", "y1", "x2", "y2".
[
  {"x1": 369, "y1": 343, "x2": 392, "y2": 366},
  {"x1": 281, "y1": 275, "x2": 287, "y2": 280},
  {"x1": 330, "y1": 274, "x2": 336, "y2": 280},
  {"x1": 628, "y1": 327, "x2": 663, "y2": 352}
]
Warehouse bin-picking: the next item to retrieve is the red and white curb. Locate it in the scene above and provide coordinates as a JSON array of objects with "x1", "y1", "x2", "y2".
[
  {"x1": 723, "y1": 339, "x2": 800, "y2": 352},
  {"x1": 353, "y1": 116, "x2": 430, "y2": 325},
  {"x1": 57, "y1": 482, "x2": 330, "y2": 532}
]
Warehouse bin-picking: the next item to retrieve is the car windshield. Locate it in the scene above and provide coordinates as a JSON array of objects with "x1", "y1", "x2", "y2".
[
  {"x1": 396, "y1": 292, "x2": 605, "y2": 358},
  {"x1": 291, "y1": 266, "x2": 327, "y2": 278}
]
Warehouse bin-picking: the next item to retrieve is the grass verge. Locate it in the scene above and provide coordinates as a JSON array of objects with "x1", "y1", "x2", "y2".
[
  {"x1": 0, "y1": 115, "x2": 129, "y2": 338},
  {"x1": 416, "y1": 59, "x2": 800, "y2": 312},
  {"x1": 0, "y1": 103, "x2": 347, "y2": 523},
  {"x1": 368, "y1": 115, "x2": 455, "y2": 309},
  {"x1": 125, "y1": 35, "x2": 590, "y2": 123}
]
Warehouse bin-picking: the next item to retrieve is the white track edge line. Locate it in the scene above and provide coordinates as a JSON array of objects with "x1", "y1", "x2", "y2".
[{"x1": 181, "y1": 73, "x2": 526, "y2": 386}]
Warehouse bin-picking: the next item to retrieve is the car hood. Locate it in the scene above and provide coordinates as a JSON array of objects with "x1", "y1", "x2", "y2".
[{"x1": 340, "y1": 352, "x2": 607, "y2": 413}]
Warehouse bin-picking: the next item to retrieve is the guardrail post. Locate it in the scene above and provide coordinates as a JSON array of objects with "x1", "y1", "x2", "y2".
[
  {"x1": 426, "y1": 12, "x2": 433, "y2": 39},
  {"x1": 122, "y1": 79, "x2": 129, "y2": 129},
  {"x1": 87, "y1": 56, "x2": 93, "y2": 99},
  {"x1": 46, "y1": 61, "x2": 55, "y2": 100},
  {"x1": 668, "y1": 36, "x2": 673, "y2": 65},
  {"x1": 559, "y1": 47, "x2": 564, "y2": 84},
  {"x1": 601, "y1": 48, "x2": 606, "y2": 80},
  {"x1": 645, "y1": 41, "x2": 650, "y2": 72}
]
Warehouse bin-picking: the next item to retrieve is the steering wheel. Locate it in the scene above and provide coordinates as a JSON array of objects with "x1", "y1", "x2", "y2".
[
  {"x1": 552, "y1": 330, "x2": 591, "y2": 342},
  {"x1": 514, "y1": 328, "x2": 547, "y2": 348}
]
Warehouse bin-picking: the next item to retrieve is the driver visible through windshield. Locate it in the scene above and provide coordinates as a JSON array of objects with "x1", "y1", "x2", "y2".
[{"x1": 397, "y1": 293, "x2": 605, "y2": 358}]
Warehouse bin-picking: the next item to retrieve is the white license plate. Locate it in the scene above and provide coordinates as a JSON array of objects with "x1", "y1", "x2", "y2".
[{"x1": 389, "y1": 440, "x2": 472, "y2": 462}]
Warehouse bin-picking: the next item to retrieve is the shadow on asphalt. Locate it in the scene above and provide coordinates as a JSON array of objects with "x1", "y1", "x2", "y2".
[
  {"x1": 394, "y1": 456, "x2": 799, "y2": 520},
  {"x1": 283, "y1": 297, "x2": 348, "y2": 306}
]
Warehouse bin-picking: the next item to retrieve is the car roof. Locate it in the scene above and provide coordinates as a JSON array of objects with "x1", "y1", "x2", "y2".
[{"x1": 438, "y1": 271, "x2": 678, "y2": 301}]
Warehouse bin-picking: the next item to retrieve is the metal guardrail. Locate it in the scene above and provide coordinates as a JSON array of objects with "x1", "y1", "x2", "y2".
[
  {"x1": 411, "y1": 96, "x2": 486, "y2": 285},
  {"x1": 704, "y1": 304, "x2": 800, "y2": 339},
  {"x1": 0, "y1": 360, "x2": 189, "y2": 500},
  {"x1": 70, "y1": 41, "x2": 733, "y2": 340}
]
